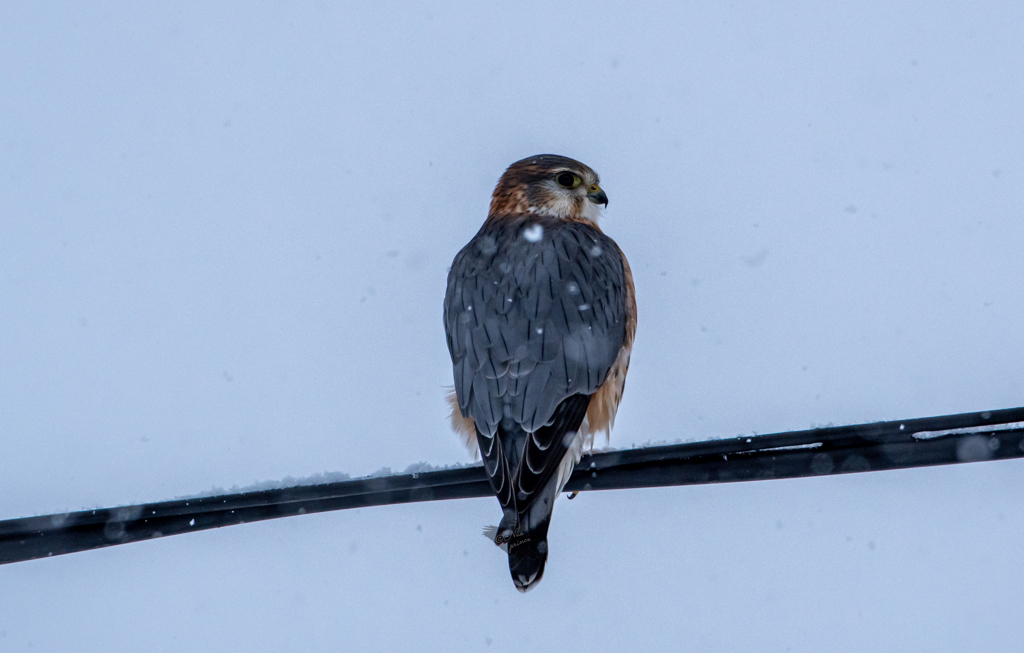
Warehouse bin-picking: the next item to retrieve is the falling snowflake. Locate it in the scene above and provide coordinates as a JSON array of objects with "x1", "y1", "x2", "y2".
[{"x1": 522, "y1": 224, "x2": 544, "y2": 242}]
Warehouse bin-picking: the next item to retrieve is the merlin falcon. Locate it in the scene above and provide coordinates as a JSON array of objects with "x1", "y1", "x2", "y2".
[{"x1": 443, "y1": 154, "x2": 636, "y2": 591}]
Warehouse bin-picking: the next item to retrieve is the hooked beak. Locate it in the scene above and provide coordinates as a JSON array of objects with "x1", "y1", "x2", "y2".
[{"x1": 586, "y1": 185, "x2": 608, "y2": 208}]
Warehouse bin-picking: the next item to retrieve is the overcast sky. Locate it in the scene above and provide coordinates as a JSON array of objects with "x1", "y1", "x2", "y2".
[{"x1": 1, "y1": 2, "x2": 1022, "y2": 651}]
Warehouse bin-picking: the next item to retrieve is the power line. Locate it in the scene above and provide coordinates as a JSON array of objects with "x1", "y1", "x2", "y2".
[{"x1": 2, "y1": 406, "x2": 1022, "y2": 566}]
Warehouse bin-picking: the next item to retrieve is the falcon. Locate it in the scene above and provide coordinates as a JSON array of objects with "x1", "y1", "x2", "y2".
[{"x1": 443, "y1": 154, "x2": 636, "y2": 591}]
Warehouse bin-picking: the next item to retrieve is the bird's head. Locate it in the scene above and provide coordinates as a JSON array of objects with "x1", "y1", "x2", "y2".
[{"x1": 489, "y1": 154, "x2": 608, "y2": 224}]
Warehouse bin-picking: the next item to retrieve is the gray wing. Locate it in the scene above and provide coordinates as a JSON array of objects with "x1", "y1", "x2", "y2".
[{"x1": 443, "y1": 217, "x2": 628, "y2": 437}]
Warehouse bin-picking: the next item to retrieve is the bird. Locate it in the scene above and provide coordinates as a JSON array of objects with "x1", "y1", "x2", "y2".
[{"x1": 443, "y1": 154, "x2": 636, "y2": 591}]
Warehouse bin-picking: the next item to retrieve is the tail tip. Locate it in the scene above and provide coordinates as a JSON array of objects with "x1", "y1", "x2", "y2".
[{"x1": 508, "y1": 536, "x2": 548, "y2": 592}]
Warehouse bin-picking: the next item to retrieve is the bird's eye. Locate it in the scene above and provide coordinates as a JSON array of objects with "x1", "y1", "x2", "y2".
[{"x1": 556, "y1": 172, "x2": 581, "y2": 189}]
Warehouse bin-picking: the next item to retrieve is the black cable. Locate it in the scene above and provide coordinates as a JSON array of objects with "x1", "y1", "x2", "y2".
[{"x1": 2, "y1": 406, "x2": 1022, "y2": 566}]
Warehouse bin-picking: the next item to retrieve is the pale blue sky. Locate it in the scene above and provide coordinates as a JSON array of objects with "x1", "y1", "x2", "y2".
[{"x1": 1, "y1": 2, "x2": 1022, "y2": 650}]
